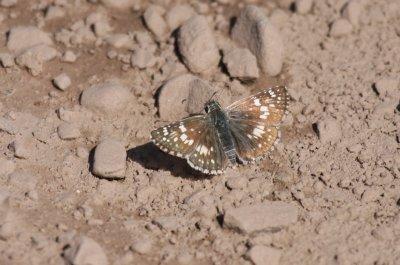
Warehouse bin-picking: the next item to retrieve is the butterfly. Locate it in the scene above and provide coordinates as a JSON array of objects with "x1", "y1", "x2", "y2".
[{"x1": 151, "y1": 86, "x2": 289, "y2": 175}]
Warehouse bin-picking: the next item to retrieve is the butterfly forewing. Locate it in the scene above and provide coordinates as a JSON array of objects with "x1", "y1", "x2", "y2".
[
  {"x1": 227, "y1": 86, "x2": 288, "y2": 126},
  {"x1": 151, "y1": 115, "x2": 207, "y2": 158},
  {"x1": 227, "y1": 86, "x2": 288, "y2": 162}
]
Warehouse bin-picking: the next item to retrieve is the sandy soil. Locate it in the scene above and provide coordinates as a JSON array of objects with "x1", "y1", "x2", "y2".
[{"x1": 0, "y1": 0, "x2": 399, "y2": 264}]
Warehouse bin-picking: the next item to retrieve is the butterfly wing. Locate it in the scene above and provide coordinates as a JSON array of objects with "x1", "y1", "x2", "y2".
[
  {"x1": 151, "y1": 115, "x2": 227, "y2": 174},
  {"x1": 226, "y1": 86, "x2": 289, "y2": 162}
]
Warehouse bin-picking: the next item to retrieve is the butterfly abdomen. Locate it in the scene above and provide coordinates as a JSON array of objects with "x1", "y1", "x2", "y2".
[{"x1": 211, "y1": 108, "x2": 237, "y2": 164}]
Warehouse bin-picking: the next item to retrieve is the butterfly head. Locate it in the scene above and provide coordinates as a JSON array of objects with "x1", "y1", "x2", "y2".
[{"x1": 205, "y1": 100, "x2": 222, "y2": 113}]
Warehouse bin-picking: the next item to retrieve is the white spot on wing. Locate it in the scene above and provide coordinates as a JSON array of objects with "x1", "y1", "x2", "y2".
[
  {"x1": 254, "y1": 99, "x2": 261, "y2": 106},
  {"x1": 180, "y1": 134, "x2": 187, "y2": 141}
]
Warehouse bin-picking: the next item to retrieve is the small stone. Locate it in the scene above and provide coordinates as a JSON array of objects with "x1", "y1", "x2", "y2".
[
  {"x1": 131, "y1": 48, "x2": 157, "y2": 69},
  {"x1": 80, "y1": 82, "x2": 132, "y2": 115},
  {"x1": 45, "y1": 5, "x2": 65, "y2": 20},
  {"x1": 9, "y1": 136, "x2": 32, "y2": 159},
  {"x1": 226, "y1": 176, "x2": 248, "y2": 190},
  {"x1": 374, "y1": 78, "x2": 399, "y2": 98},
  {"x1": 92, "y1": 138, "x2": 126, "y2": 179},
  {"x1": 104, "y1": 34, "x2": 134, "y2": 49},
  {"x1": 100, "y1": 0, "x2": 135, "y2": 9},
  {"x1": 165, "y1": 4, "x2": 196, "y2": 31},
  {"x1": 342, "y1": 0, "x2": 363, "y2": 27},
  {"x1": 131, "y1": 238, "x2": 152, "y2": 254},
  {"x1": 223, "y1": 48, "x2": 259, "y2": 80},
  {"x1": 232, "y1": 5, "x2": 284, "y2": 76},
  {"x1": 223, "y1": 201, "x2": 298, "y2": 234},
  {"x1": 316, "y1": 118, "x2": 342, "y2": 144},
  {"x1": 143, "y1": 5, "x2": 168, "y2": 41},
  {"x1": 329, "y1": 18, "x2": 353, "y2": 37},
  {"x1": 0, "y1": 0, "x2": 17, "y2": 8},
  {"x1": 295, "y1": 0, "x2": 313, "y2": 14},
  {"x1": 63, "y1": 235, "x2": 108, "y2": 265},
  {"x1": 362, "y1": 187, "x2": 383, "y2": 202},
  {"x1": 57, "y1": 123, "x2": 80, "y2": 140},
  {"x1": 153, "y1": 216, "x2": 181, "y2": 231},
  {"x1": 53, "y1": 73, "x2": 71, "y2": 91},
  {"x1": 15, "y1": 44, "x2": 58, "y2": 76},
  {"x1": 62, "y1": 50, "x2": 77, "y2": 63},
  {"x1": 7, "y1": 26, "x2": 53, "y2": 54},
  {"x1": 0, "y1": 53, "x2": 15, "y2": 67},
  {"x1": 178, "y1": 15, "x2": 220, "y2": 74},
  {"x1": 246, "y1": 245, "x2": 281, "y2": 265},
  {"x1": 76, "y1": 147, "x2": 89, "y2": 159},
  {"x1": 0, "y1": 158, "x2": 15, "y2": 176}
]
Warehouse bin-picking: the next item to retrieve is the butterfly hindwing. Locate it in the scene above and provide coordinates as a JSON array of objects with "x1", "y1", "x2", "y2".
[
  {"x1": 187, "y1": 124, "x2": 228, "y2": 174},
  {"x1": 227, "y1": 86, "x2": 288, "y2": 162}
]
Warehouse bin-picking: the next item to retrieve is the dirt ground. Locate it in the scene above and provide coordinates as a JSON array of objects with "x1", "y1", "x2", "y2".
[{"x1": 0, "y1": 0, "x2": 399, "y2": 264}]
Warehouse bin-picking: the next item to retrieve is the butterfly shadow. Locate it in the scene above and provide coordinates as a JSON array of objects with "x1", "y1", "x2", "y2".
[{"x1": 127, "y1": 142, "x2": 211, "y2": 180}]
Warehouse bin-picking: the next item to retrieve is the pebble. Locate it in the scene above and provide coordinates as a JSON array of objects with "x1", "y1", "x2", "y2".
[
  {"x1": 0, "y1": 211, "x2": 19, "y2": 240},
  {"x1": 374, "y1": 78, "x2": 399, "y2": 98},
  {"x1": 9, "y1": 136, "x2": 32, "y2": 159},
  {"x1": 0, "y1": 53, "x2": 15, "y2": 67},
  {"x1": 63, "y1": 235, "x2": 109, "y2": 265},
  {"x1": 92, "y1": 138, "x2": 126, "y2": 179},
  {"x1": 0, "y1": 157, "x2": 15, "y2": 176},
  {"x1": 342, "y1": 0, "x2": 363, "y2": 27},
  {"x1": 15, "y1": 44, "x2": 58, "y2": 76},
  {"x1": 105, "y1": 34, "x2": 134, "y2": 49},
  {"x1": 57, "y1": 123, "x2": 80, "y2": 140},
  {"x1": 7, "y1": 26, "x2": 53, "y2": 54},
  {"x1": 178, "y1": 15, "x2": 220, "y2": 74},
  {"x1": 232, "y1": 5, "x2": 284, "y2": 76},
  {"x1": 226, "y1": 176, "x2": 248, "y2": 190},
  {"x1": 0, "y1": 0, "x2": 17, "y2": 8},
  {"x1": 80, "y1": 82, "x2": 132, "y2": 115},
  {"x1": 165, "y1": 4, "x2": 196, "y2": 31},
  {"x1": 295, "y1": 0, "x2": 313, "y2": 14},
  {"x1": 329, "y1": 18, "x2": 353, "y2": 37},
  {"x1": 131, "y1": 48, "x2": 157, "y2": 69},
  {"x1": 223, "y1": 201, "x2": 298, "y2": 234},
  {"x1": 53, "y1": 73, "x2": 71, "y2": 91},
  {"x1": 223, "y1": 48, "x2": 259, "y2": 80},
  {"x1": 158, "y1": 74, "x2": 214, "y2": 121},
  {"x1": 246, "y1": 245, "x2": 282, "y2": 265},
  {"x1": 316, "y1": 118, "x2": 342, "y2": 144},
  {"x1": 45, "y1": 5, "x2": 65, "y2": 20},
  {"x1": 100, "y1": 0, "x2": 134, "y2": 8},
  {"x1": 62, "y1": 50, "x2": 77, "y2": 63},
  {"x1": 76, "y1": 147, "x2": 89, "y2": 159},
  {"x1": 143, "y1": 5, "x2": 169, "y2": 41},
  {"x1": 153, "y1": 216, "x2": 181, "y2": 231},
  {"x1": 361, "y1": 187, "x2": 383, "y2": 202},
  {"x1": 131, "y1": 238, "x2": 153, "y2": 254}
]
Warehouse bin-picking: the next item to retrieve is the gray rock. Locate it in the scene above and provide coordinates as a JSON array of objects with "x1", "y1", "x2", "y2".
[
  {"x1": 131, "y1": 48, "x2": 157, "y2": 69},
  {"x1": 63, "y1": 235, "x2": 108, "y2": 265},
  {"x1": 329, "y1": 18, "x2": 353, "y2": 37},
  {"x1": 223, "y1": 48, "x2": 259, "y2": 80},
  {"x1": 0, "y1": 53, "x2": 14, "y2": 67},
  {"x1": 92, "y1": 139, "x2": 126, "y2": 179},
  {"x1": 80, "y1": 82, "x2": 132, "y2": 115},
  {"x1": 178, "y1": 15, "x2": 220, "y2": 74},
  {"x1": 131, "y1": 237, "x2": 153, "y2": 254},
  {"x1": 57, "y1": 123, "x2": 80, "y2": 140},
  {"x1": 165, "y1": 4, "x2": 196, "y2": 31},
  {"x1": 15, "y1": 44, "x2": 58, "y2": 76},
  {"x1": 224, "y1": 201, "x2": 298, "y2": 234},
  {"x1": 342, "y1": 0, "x2": 363, "y2": 27},
  {"x1": 232, "y1": 5, "x2": 284, "y2": 76}
]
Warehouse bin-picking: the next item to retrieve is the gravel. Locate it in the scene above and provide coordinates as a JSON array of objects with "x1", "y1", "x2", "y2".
[
  {"x1": 178, "y1": 15, "x2": 220, "y2": 74},
  {"x1": 131, "y1": 48, "x2": 157, "y2": 69},
  {"x1": 223, "y1": 48, "x2": 259, "y2": 80},
  {"x1": 7, "y1": 26, "x2": 53, "y2": 54},
  {"x1": 165, "y1": 4, "x2": 196, "y2": 31},
  {"x1": 0, "y1": 53, "x2": 14, "y2": 67},
  {"x1": 92, "y1": 138, "x2": 126, "y2": 179},
  {"x1": 232, "y1": 5, "x2": 284, "y2": 76},
  {"x1": 143, "y1": 5, "x2": 169, "y2": 41},
  {"x1": 57, "y1": 123, "x2": 80, "y2": 140},
  {"x1": 316, "y1": 118, "x2": 342, "y2": 144},
  {"x1": 342, "y1": 0, "x2": 363, "y2": 27},
  {"x1": 15, "y1": 44, "x2": 58, "y2": 76},
  {"x1": 329, "y1": 18, "x2": 353, "y2": 37},
  {"x1": 295, "y1": 0, "x2": 313, "y2": 14},
  {"x1": 223, "y1": 201, "x2": 298, "y2": 234},
  {"x1": 246, "y1": 245, "x2": 282, "y2": 265},
  {"x1": 63, "y1": 235, "x2": 108, "y2": 265}
]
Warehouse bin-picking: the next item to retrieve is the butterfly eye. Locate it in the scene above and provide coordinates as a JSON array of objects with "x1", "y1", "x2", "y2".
[{"x1": 205, "y1": 105, "x2": 210, "y2": 113}]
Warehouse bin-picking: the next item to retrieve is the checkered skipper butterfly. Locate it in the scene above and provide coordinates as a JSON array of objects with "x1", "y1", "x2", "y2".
[{"x1": 151, "y1": 86, "x2": 289, "y2": 174}]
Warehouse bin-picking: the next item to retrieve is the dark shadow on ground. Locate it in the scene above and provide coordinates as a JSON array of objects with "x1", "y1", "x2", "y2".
[{"x1": 127, "y1": 142, "x2": 212, "y2": 180}]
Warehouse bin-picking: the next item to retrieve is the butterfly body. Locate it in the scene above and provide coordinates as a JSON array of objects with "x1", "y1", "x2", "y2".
[{"x1": 151, "y1": 86, "x2": 289, "y2": 175}]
